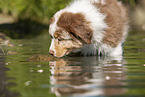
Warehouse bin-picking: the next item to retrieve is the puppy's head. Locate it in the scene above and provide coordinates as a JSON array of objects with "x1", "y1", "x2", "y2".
[{"x1": 49, "y1": 11, "x2": 93, "y2": 57}]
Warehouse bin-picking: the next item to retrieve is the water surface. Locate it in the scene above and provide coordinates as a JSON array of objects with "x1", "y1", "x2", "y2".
[{"x1": 1, "y1": 31, "x2": 145, "y2": 97}]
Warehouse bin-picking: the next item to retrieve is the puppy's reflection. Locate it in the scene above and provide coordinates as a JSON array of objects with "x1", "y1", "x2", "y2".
[{"x1": 49, "y1": 56, "x2": 127, "y2": 97}]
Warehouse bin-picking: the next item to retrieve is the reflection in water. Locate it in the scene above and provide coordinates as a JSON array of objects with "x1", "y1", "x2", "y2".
[
  {"x1": 49, "y1": 56, "x2": 127, "y2": 97},
  {"x1": 2, "y1": 31, "x2": 145, "y2": 97}
]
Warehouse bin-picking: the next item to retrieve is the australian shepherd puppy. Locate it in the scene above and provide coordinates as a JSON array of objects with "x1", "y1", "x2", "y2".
[{"x1": 49, "y1": 0, "x2": 128, "y2": 57}]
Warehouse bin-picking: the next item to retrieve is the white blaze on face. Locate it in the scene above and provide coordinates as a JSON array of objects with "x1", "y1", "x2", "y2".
[{"x1": 49, "y1": 39, "x2": 56, "y2": 55}]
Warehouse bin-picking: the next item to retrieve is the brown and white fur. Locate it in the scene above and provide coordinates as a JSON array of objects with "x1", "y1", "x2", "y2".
[{"x1": 49, "y1": 0, "x2": 128, "y2": 57}]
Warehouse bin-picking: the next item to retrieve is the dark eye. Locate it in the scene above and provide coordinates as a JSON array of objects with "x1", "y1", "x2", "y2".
[
  {"x1": 58, "y1": 37, "x2": 64, "y2": 41},
  {"x1": 50, "y1": 35, "x2": 53, "y2": 39}
]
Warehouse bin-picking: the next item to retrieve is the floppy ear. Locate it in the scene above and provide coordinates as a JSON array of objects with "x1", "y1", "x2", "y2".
[{"x1": 57, "y1": 12, "x2": 93, "y2": 44}]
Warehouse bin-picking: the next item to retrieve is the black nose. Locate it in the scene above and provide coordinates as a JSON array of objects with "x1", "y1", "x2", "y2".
[{"x1": 49, "y1": 50, "x2": 54, "y2": 55}]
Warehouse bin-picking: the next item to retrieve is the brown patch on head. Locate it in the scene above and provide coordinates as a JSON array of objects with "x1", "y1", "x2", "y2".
[
  {"x1": 94, "y1": 0, "x2": 128, "y2": 47},
  {"x1": 57, "y1": 12, "x2": 93, "y2": 44}
]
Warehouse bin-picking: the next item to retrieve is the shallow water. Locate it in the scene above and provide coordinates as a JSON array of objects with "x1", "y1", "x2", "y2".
[{"x1": 1, "y1": 31, "x2": 145, "y2": 97}]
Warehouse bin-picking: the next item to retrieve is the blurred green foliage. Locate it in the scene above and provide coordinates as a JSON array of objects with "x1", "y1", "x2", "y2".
[
  {"x1": 0, "y1": 0, "x2": 71, "y2": 24},
  {"x1": 0, "y1": 0, "x2": 135, "y2": 24}
]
